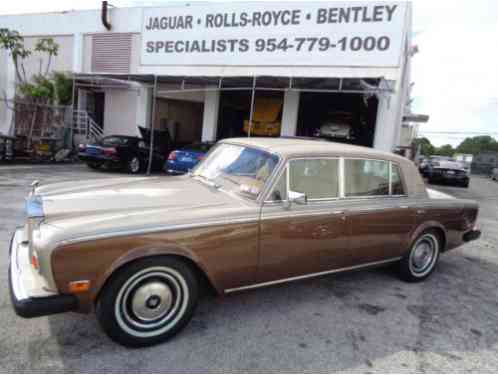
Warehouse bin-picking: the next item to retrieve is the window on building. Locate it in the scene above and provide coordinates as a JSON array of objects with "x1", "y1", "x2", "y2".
[{"x1": 345, "y1": 159, "x2": 389, "y2": 196}]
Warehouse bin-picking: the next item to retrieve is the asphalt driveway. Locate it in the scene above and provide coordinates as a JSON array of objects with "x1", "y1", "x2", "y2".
[{"x1": 1, "y1": 164, "x2": 497, "y2": 372}]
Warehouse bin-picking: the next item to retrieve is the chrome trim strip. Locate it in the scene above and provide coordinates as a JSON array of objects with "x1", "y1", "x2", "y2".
[
  {"x1": 339, "y1": 157, "x2": 345, "y2": 198},
  {"x1": 261, "y1": 210, "x2": 340, "y2": 220},
  {"x1": 10, "y1": 230, "x2": 28, "y2": 300},
  {"x1": 224, "y1": 257, "x2": 402, "y2": 293},
  {"x1": 58, "y1": 216, "x2": 259, "y2": 246}
]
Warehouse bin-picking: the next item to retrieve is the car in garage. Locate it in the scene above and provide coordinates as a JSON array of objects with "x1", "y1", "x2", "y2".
[
  {"x1": 9, "y1": 138, "x2": 480, "y2": 347},
  {"x1": 427, "y1": 159, "x2": 470, "y2": 187},
  {"x1": 165, "y1": 142, "x2": 214, "y2": 175}
]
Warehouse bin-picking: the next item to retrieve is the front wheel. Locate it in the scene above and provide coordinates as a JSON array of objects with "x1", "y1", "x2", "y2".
[
  {"x1": 399, "y1": 230, "x2": 440, "y2": 282},
  {"x1": 96, "y1": 257, "x2": 199, "y2": 347},
  {"x1": 127, "y1": 156, "x2": 141, "y2": 174}
]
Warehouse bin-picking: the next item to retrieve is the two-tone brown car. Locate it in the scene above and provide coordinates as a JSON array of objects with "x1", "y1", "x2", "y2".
[{"x1": 9, "y1": 138, "x2": 481, "y2": 347}]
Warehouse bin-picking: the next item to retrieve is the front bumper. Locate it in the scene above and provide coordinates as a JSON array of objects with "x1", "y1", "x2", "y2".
[
  {"x1": 463, "y1": 229, "x2": 481, "y2": 242},
  {"x1": 9, "y1": 228, "x2": 78, "y2": 318},
  {"x1": 78, "y1": 152, "x2": 120, "y2": 164}
]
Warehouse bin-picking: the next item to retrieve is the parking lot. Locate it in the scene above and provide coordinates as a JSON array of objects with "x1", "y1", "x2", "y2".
[{"x1": 1, "y1": 164, "x2": 497, "y2": 372}]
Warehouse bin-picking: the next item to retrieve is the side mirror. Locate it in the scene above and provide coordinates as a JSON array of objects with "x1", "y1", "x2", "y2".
[{"x1": 283, "y1": 190, "x2": 307, "y2": 209}]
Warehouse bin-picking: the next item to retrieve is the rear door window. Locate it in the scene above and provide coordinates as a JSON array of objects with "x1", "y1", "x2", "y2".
[
  {"x1": 289, "y1": 158, "x2": 339, "y2": 200},
  {"x1": 345, "y1": 159, "x2": 389, "y2": 197}
]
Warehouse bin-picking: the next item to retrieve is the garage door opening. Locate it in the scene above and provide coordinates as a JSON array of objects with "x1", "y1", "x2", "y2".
[
  {"x1": 154, "y1": 97, "x2": 204, "y2": 149},
  {"x1": 217, "y1": 90, "x2": 284, "y2": 140},
  {"x1": 296, "y1": 93, "x2": 378, "y2": 147}
]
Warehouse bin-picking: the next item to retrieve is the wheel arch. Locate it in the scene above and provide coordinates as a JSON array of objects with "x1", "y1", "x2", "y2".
[
  {"x1": 410, "y1": 221, "x2": 447, "y2": 252},
  {"x1": 93, "y1": 247, "x2": 221, "y2": 307}
]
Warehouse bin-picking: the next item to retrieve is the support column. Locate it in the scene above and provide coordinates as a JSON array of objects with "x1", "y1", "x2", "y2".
[
  {"x1": 373, "y1": 84, "x2": 402, "y2": 152},
  {"x1": 201, "y1": 89, "x2": 220, "y2": 142},
  {"x1": 373, "y1": 94, "x2": 395, "y2": 151},
  {"x1": 72, "y1": 33, "x2": 83, "y2": 73},
  {"x1": 77, "y1": 89, "x2": 88, "y2": 111},
  {"x1": 280, "y1": 90, "x2": 300, "y2": 137},
  {"x1": 136, "y1": 85, "x2": 152, "y2": 130}
]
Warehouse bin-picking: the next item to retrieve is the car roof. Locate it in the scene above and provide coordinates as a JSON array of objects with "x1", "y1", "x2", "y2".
[{"x1": 220, "y1": 137, "x2": 407, "y2": 163}]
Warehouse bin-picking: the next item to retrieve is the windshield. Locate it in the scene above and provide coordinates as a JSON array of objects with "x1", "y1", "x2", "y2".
[{"x1": 192, "y1": 143, "x2": 279, "y2": 199}]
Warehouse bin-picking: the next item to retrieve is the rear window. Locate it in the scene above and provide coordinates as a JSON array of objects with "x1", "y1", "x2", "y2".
[{"x1": 101, "y1": 136, "x2": 130, "y2": 146}]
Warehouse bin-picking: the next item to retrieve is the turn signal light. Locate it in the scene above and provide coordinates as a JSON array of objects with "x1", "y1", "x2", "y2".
[
  {"x1": 168, "y1": 151, "x2": 177, "y2": 161},
  {"x1": 103, "y1": 147, "x2": 116, "y2": 156},
  {"x1": 69, "y1": 280, "x2": 91, "y2": 293},
  {"x1": 31, "y1": 253, "x2": 39, "y2": 270}
]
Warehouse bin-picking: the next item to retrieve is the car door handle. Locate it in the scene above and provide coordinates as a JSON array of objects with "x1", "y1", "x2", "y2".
[{"x1": 416, "y1": 209, "x2": 427, "y2": 215}]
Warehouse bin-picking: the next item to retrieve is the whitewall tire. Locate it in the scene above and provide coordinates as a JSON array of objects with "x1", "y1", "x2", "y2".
[
  {"x1": 96, "y1": 256, "x2": 198, "y2": 347},
  {"x1": 399, "y1": 230, "x2": 440, "y2": 282}
]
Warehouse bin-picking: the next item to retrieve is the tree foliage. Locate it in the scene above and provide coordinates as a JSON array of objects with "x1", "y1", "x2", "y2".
[
  {"x1": 435, "y1": 144, "x2": 454, "y2": 157},
  {"x1": 0, "y1": 28, "x2": 71, "y2": 105},
  {"x1": 455, "y1": 136, "x2": 498, "y2": 155},
  {"x1": 0, "y1": 28, "x2": 31, "y2": 83},
  {"x1": 414, "y1": 135, "x2": 498, "y2": 157},
  {"x1": 413, "y1": 137, "x2": 435, "y2": 156}
]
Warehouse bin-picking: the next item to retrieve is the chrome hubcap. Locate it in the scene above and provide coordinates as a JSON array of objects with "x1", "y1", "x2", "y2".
[
  {"x1": 131, "y1": 282, "x2": 173, "y2": 321},
  {"x1": 409, "y1": 234, "x2": 438, "y2": 276},
  {"x1": 412, "y1": 242, "x2": 433, "y2": 271},
  {"x1": 130, "y1": 157, "x2": 139, "y2": 172},
  {"x1": 115, "y1": 266, "x2": 190, "y2": 338}
]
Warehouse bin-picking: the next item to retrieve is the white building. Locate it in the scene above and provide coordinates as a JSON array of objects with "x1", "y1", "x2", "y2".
[{"x1": 0, "y1": 1, "x2": 419, "y2": 153}]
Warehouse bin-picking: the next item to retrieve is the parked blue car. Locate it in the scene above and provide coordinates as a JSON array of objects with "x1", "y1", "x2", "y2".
[{"x1": 165, "y1": 142, "x2": 214, "y2": 174}]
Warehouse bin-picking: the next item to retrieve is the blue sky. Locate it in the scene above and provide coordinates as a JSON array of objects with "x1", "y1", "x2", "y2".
[{"x1": 2, "y1": 0, "x2": 497, "y2": 147}]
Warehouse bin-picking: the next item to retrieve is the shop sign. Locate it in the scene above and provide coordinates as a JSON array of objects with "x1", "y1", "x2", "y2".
[{"x1": 141, "y1": 2, "x2": 406, "y2": 67}]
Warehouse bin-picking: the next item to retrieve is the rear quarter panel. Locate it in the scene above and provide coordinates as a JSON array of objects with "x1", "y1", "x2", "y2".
[{"x1": 410, "y1": 198, "x2": 478, "y2": 251}]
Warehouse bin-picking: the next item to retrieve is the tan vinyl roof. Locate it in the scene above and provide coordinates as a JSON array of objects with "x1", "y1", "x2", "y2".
[
  {"x1": 221, "y1": 137, "x2": 428, "y2": 198},
  {"x1": 222, "y1": 137, "x2": 405, "y2": 163}
]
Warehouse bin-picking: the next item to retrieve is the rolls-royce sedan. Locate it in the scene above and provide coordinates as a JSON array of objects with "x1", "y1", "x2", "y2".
[{"x1": 9, "y1": 138, "x2": 481, "y2": 347}]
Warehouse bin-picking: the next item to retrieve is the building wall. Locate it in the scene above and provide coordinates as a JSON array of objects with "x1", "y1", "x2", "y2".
[
  {"x1": 0, "y1": 4, "x2": 412, "y2": 151},
  {"x1": 103, "y1": 89, "x2": 139, "y2": 137}
]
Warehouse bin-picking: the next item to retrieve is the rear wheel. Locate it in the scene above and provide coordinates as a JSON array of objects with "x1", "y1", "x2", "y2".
[
  {"x1": 96, "y1": 256, "x2": 199, "y2": 347},
  {"x1": 399, "y1": 230, "x2": 440, "y2": 282},
  {"x1": 127, "y1": 156, "x2": 141, "y2": 174}
]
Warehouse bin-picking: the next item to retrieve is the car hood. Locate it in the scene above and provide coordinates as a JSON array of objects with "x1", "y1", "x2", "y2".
[{"x1": 35, "y1": 176, "x2": 256, "y2": 243}]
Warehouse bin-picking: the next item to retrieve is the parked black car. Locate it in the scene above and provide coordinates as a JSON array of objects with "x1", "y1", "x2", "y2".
[
  {"x1": 78, "y1": 127, "x2": 172, "y2": 174},
  {"x1": 427, "y1": 160, "x2": 470, "y2": 188}
]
